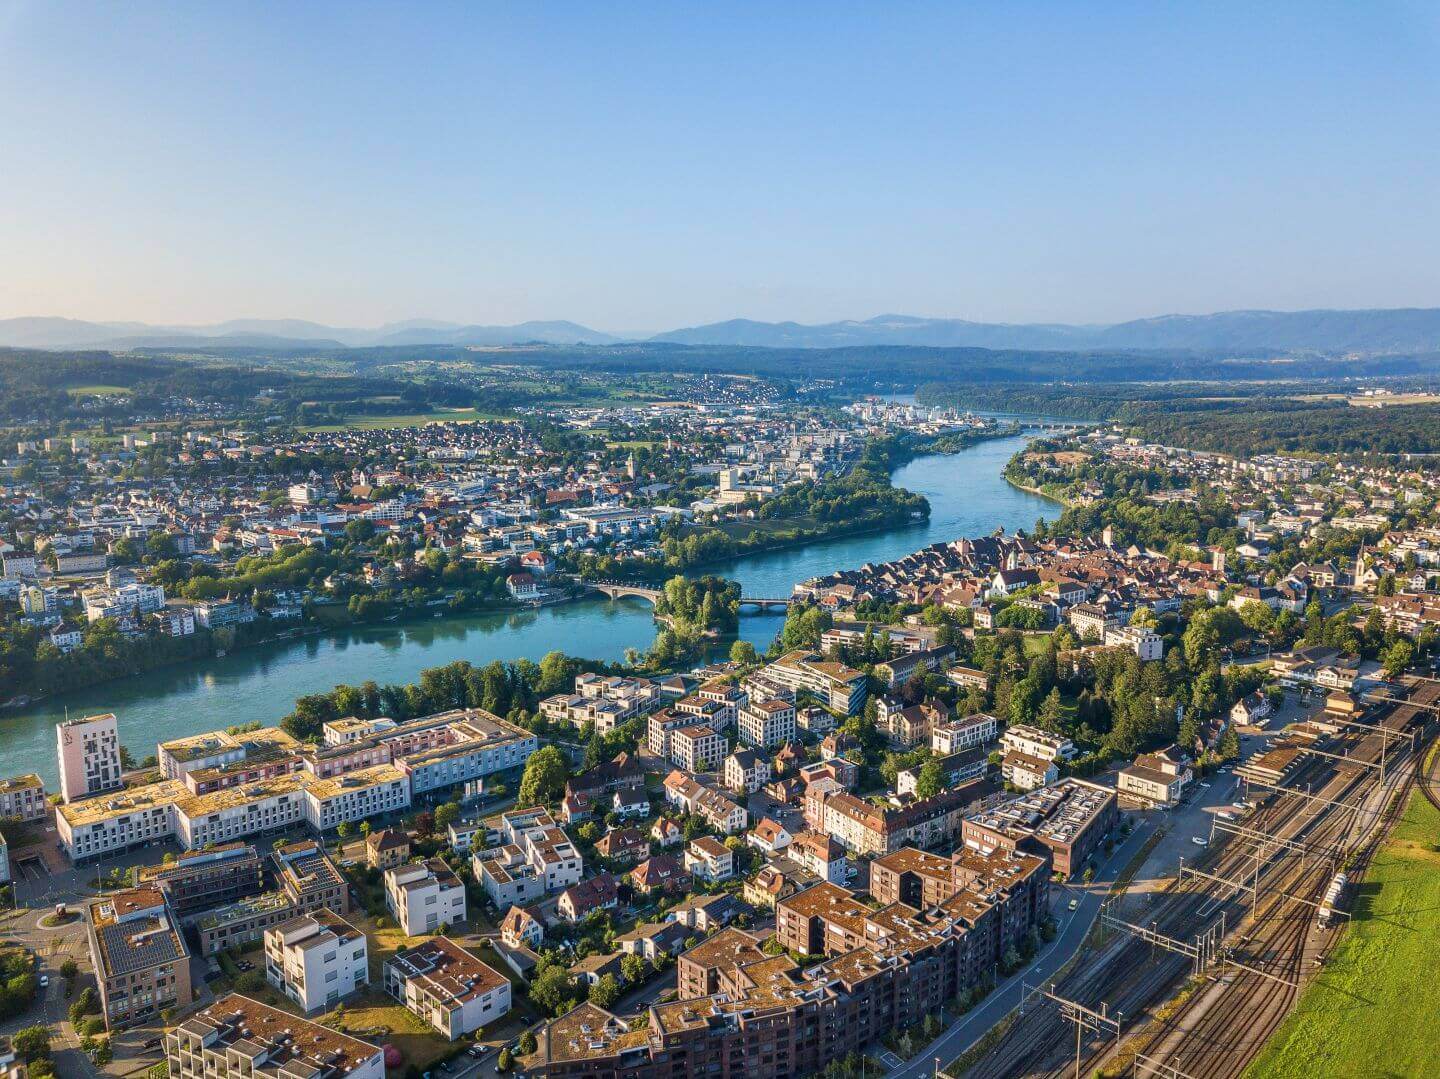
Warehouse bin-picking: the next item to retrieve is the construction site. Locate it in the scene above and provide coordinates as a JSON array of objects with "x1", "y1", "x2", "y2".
[{"x1": 947, "y1": 677, "x2": 1440, "y2": 1079}]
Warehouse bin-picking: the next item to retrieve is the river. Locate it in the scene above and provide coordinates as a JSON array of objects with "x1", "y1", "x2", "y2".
[{"x1": 4, "y1": 433, "x2": 1057, "y2": 785}]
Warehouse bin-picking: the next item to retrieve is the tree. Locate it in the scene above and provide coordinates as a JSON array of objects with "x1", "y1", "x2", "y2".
[
  {"x1": 530, "y1": 965, "x2": 580, "y2": 1016},
  {"x1": 589, "y1": 973, "x2": 620, "y2": 1008},
  {"x1": 336, "y1": 822, "x2": 352, "y2": 839},
  {"x1": 497, "y1": 1048, "x2": 514, "y2": 1072},
  {"x1": 519, "y1": 1031, "x2": 538, "y2": 1056},
  {"x1": 518, "y1": 746, "x2": 569, "y2": 808},
  {"x1": 914, "y1": 759, "x2": 945, "y2": 800},
  {"x1": 1038, "y1": 687, "x2": 1065, "y2": 732},
  {"x1": 621, "y1": 953, "x2": 648, "y2": 984},
  {"x1": 13, "y1": 1026, "x2": 50, "y2": 1061},
  {"x1": 729, "y1": 640, "x2": 759, "y2": 668},
  {"x1": 1383, "y1": 640, "x2": 1415, "y2": 679},
  {"x1": 434, "y1": 801, "x2": 462, "y2": 834}
]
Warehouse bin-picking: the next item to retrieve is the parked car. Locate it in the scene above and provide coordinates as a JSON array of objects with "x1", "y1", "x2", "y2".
[
  {"x1": 1068, "y1": 898, "x2": 1079, "y2": 911},
  {"x1": 1192, "y1": 836, "x2": 1208, "y2": 846}
]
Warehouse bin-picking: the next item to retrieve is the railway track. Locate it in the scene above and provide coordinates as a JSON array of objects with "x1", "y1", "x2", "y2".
[
  {"x1": 958, "y1": 681, "x2": 1437, "y2": 1079},
  {"x1": 1120, "y1": 681, "x2": 1439, "y2": 1079}
]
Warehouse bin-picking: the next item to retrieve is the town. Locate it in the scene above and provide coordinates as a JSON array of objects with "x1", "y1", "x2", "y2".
[{"x1": 0, "y1": 393, "x2": 1438, "y2": 1079}]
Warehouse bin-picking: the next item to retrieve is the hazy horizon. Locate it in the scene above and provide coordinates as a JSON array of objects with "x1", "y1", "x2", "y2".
[{"x1": 3, "y1": 3, "x2": 1439, "y2": 329}]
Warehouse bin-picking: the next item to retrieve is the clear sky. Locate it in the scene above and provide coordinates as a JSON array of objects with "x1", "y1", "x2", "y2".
[{"x1": 2, "y1": 2, "x2": 1438, "y2": 332}]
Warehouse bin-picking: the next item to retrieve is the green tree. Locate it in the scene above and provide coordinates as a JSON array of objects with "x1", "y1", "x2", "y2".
[
  {"x1": 530, "y1": 965, "x2": 580, "y2": 1016},
  {"x1": 620, "y1": 953, "x2": 648, "y2": 984},
  {"x1": 13, "y1": 1026, "x2": 50, "y2": 1061},
  {"x1": 497, "y1": 1048, "x2": 514, "y2": 1072},
  {"x1": 729, "y1": 640, "x2": 759, "y2": 667},
  {"x1": 914, "y1": 758, "x2": 944, "y2": 799},
  {"x1": 519, "y1": 746, "x2": 569, "y2": 807},
  {"x1": 1383, "y1": 640, "x2": 1415, "y2": 679},
  {"x1": 433, "y1": 801, "x2": 462, "y2": 834},
  {"x1": 589, "y1": 973, "x2": 620, "y2": 1008}
]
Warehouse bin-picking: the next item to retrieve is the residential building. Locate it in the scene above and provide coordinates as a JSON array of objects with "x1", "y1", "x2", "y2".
[
  {"x1": 961, "y1": 778, "x2": 1117, "y2": 879},
  {"x1": 668, "y1": 724, "x2": 726, "y2": 772},
  {"x1": 684, "y1": 836, "x2": 734, "y2": 882},
  {"x1": 737, "y1": 697, "x2": 797, "y2": 749},
  {"x1": 263, "y1": 910, "x2": 369, "y2": 1014},
  {"x1": 723, "y1": 749, "x2": 771, "y2": 794},
  {"x1": 1117, "y1": 746, "x2": 1193, "y2": 807},
  {"x1": 385, "y1": 933, "x2": 515, "y2": 1037},
  {"x1": 385, "y1": 859, "x2": 467, "y2": 936},
  {"x1": 136, "y1": 843, "x2": 266, "y2": 921},
  {"x1": 57, "y1": 712, "x2": 123, "y2": 803},
  {"x1": 765, "y1": 651, "x2": 868, "y2": 715},
  {"x1": 365, "y1": 828, "x2": 411, "y2": 870},
  {"x1": 0, "y1": 774, "x2": 47, "y2": 822},
  {"x1": 166, "y1": 995, "x2": 384, "y2": 1079},
  {"x1": 86, "y1": 887, "x2": 193, "y2": 1030}
]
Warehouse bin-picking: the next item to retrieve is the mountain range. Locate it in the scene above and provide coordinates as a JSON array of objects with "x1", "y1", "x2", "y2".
[{"x1": 5, "y1": 307, "x2": 1440, "y2": 354}]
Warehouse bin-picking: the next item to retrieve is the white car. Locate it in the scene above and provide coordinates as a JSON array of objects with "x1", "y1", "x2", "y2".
[{"x1": 1192, "y1": 836, "x2": 1208, "y2": 846}]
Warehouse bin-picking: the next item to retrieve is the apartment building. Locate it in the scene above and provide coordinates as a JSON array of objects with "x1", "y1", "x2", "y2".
[
  {"x1": 195, "y1": 841, "x2": 349, "y2": 956},
  {"x1": 1117, "y1": 745, "x2": 1193, "y2": 807},
  {"x1": 385, "y1": 859, "x2": 467, "y2": 937},
  {"x1": 384, "y1": 937, "x2": 512, "y2": 1040},
  {"x1": 263, "y1": 910, "x2": 369, "y2": 1014},
  {"x1": 765, "y1": 651, "x2": 867, "y2": 715},
  {"x1": 808, "y1": 787, "x2": 970, "y2": 857},
  {"x1": 1104, "y1": 623, "x2": 1165, "y2": 661},
  {"x1": 961, "y1": 778, "x2": 1117, "y2": 879},
  {"x1": 136, "y1": 843, "x2": 266, "y2": 920},
  {"x1": 661, "y1": 772, "x2": 748, "y2": 834},
  {"x1": 0, "y1": 774, "x2": 47, "y2": 821},
  {"x1": 722, "y1": 749, "x2": 771, "y2": 794},
  {"x1": 932, "y1": 713, "x2": 998, "y2": 755},
  {"x1": 668, "y1": 724, "x2": 726, "y2": 773},
  {"x1": 475, "y1": 809, "x2": 584, "y2": 908},
  {"x1": 57, "y1": 712, "x2": 123, "y2": 803},
  {"x1": 998, "y1": 724, "x2": 1075, "y2": 763},
  {"x1": 86, "y1": 887, "x2": 193, "y2": 1030},
  {"x1": 522, "y1": 849, "x2": 1047, "y2": 1079},
  {"x1": 737, "y1": 697, "x2": 797, "y2": 749},
  {"x1": 684, "y1": 836, "x2": 734, "y2": 883},
  {"x1": 166, "y1": 994, "x2": 384, "y2": 1079}
]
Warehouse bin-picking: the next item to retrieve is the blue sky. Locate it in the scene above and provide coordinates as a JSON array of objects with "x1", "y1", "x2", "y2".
[{"x1": 2, "y1": 2, "x2": 1438, "y2": 331}]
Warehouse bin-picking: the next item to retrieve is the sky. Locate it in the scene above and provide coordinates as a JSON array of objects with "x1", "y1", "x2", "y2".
[{"x1": 2, "y1": 2, "x2": 1439, "y2": 333}]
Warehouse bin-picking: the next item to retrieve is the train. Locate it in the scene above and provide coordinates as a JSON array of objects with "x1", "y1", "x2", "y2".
[{"x1": 1316, "y1": 871, "x2": 1349, "y2": 927}]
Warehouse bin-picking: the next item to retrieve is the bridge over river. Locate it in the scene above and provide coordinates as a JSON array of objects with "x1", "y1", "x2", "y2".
[{"x1": 589, "y1": 579, "x2": 794, "y2": 613}]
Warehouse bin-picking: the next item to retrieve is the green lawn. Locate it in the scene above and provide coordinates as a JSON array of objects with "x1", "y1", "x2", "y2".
[
  {"x1": 1245, "y1": 782, "x2": 1440, "y2": 1078},
  {"x1": 300, "y1": 408, "x2": 510, "y2": 431}
]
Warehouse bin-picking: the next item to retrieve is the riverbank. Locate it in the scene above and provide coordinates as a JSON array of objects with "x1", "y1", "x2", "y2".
[{"x1": 1003, "y1": 474, "x2": 1071, "y2": 507}]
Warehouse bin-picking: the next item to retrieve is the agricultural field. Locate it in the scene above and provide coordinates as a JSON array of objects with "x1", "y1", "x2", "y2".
[
  {"x1": 299, "y1": 407, "x2": 509, "y2": 431},
  {"x1": 1245, "y1": 781, "x2": 1440, "y2": 1077},
  {"x1": 64, "y1": 384, "x2": 132, "y2": 396}
]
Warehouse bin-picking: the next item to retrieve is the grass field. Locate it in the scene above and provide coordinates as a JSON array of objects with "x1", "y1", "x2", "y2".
[
  {"x1": 300, "y1": 408, "x2": 509, "y2": 431},
  {"x1": 1244, "y1": 782, "x2": 1440, "y2": 1078},
  {"x1": 64, "y1": 384, "x2": 131, "y2": 396}
]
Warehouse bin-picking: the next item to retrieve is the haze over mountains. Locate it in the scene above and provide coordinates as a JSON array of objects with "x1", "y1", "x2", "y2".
[{"x1": 6, "y1": 307, "x2": 1440, "y2": 354}]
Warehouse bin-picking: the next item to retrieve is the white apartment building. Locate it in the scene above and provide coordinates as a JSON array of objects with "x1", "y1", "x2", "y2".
[
  {"x1": 166, "y1": 994, "x2": 385, "y2": 1079},
  {"x1": 737, "y1": 698, "x2": 797, "y2": 749},
  {"x1": 385, "y1": 859, "x2": 467, "y2": 936},
  {"x1": 474, "y1": 812, "x2": 583, "y2": 908},
  {"x1": 57, "y1": 712, "x2": 124, "y2": 803},
  {"x1": 932, "y1": 713, "x2": 999, "y2": 755},
  {"x1": 383, "y1": 937, "x2": 511, "y2": 1040},
  {"x1": 1104, "y1": 623, "x2": 1165, "y2": 661},
  {"x1": 999, "y1": 724, "x2": 1075, "y2": 763},
  {"x1": 263, "y1": 910, "x2": 369, "y2": 1014}
]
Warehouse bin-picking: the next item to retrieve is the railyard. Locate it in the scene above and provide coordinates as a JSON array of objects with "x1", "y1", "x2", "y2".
[{"x1": 953, "y1": 679, "x2": 1440, "y2": 1079}]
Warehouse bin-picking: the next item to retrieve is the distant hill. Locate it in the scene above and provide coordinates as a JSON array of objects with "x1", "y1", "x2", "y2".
[
  {"x1": 651, "y1": 308, "x2": 1440, "y2": 353},
  {"x1": 0, "y1": 316, "x2": 617, "y2": 350},
  {"x1": 6, "y1": 307, "x2": 1440, "y2": 354}
]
